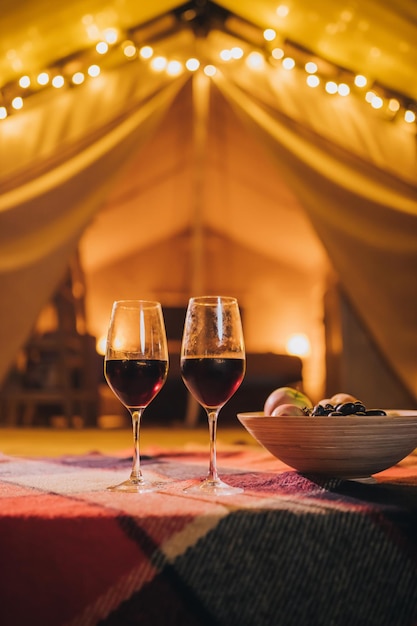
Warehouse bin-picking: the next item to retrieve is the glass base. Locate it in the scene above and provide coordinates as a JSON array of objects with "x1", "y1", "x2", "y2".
[
  {"x1": 107, "y1": 477, "x2": 164, "y2": 493},
  {"x1": 184, "y1": 478, "x2": 243, "y2": 496}
]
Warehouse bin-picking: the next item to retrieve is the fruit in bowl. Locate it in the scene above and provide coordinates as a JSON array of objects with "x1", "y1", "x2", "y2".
[
  {"x1": 264, "y1": 387, "x2": 387, "y2": 417},
  {"x1": 271, "y1": 404, "x2": 306, "y2": 417},
  {"x1": 330, "y1": 392, "x2": 358, "y2": 405},
  {"x1": 264, "y1": 386, "x2": 313, "y2": 416}
]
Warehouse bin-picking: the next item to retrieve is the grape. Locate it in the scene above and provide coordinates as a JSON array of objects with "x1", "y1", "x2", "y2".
[
  {"x1": 311, "y1": 404, "x2": 326, "y2": 416},
  {"x1": 307, "y1": 398, "x2": 386, "y2": 417},
  {"x1": 311, "y1": 403, "x2": 335, "y2": 416},
  {"x1": 336, "y1": 402, "x2": 357, "y2": 415}
]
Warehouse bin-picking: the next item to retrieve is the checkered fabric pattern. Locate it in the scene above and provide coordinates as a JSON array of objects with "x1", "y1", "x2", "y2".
[{"x1": 0, "y1": 445, "x2": 417, "y2": 626}]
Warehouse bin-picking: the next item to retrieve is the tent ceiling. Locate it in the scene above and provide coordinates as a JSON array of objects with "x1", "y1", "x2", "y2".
[
  {"x1": 2, "y1": 0, "x2": 417, "y2": 102},
  {"x1": 79, "y1": 80, "x2": 328, "y2": 276}
]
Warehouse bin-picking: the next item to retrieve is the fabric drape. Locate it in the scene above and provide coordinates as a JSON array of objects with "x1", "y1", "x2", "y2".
[
  {"x1": 213, "y1": 68, "x2": 417, "y2": 401},
  {"x1": 0, "y1": 65, "x2": 186, "y2": 383}
]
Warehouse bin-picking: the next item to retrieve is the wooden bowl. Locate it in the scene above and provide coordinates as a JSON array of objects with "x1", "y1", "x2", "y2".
[{"x1": 237, "y1": 410, "x2": 417, "y2": 479}]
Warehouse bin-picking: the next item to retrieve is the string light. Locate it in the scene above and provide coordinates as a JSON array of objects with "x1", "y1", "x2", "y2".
[
  {"x1": 305, "y1": 61, "x2": 318, "y2": 74},
  {"x1": 37, "y1": 72, "x2": 49, "y2": 86},
  {"x1": 123, "y1": 42, "x2": 137, "y2": 58},
  {"x1": 203, "y1": 64, "x2": 216, "y2": 76},
  {"x1": 11, "y1": 96, "x2": 23, "y2": 110},
  {"x1": 246, "y1": 51, "x2": 264, "y2": 69},
  {"x1": 71, "y1": 71, "x2": 85, "y2": 85},
  {"x1": 150, "y1": 56, "x2": 167, "y2": 71},
  {"x1": 282, "y1": 57, "x2": 295, "y2": 70},
  {"x1": 220, "y1": 49, "x2": 233, "y2": 61},
  {"x1": 271, "y1": 47, "x2": 284, "y2": 60},
  {"x1": 338, "y1": 83, "x2": 350, "y2": 96},
  {"x1": 19, "y1": 75, "x2": 31, "y2": 88},
  {"x1": 51, "y1": 75, "x2": 65, "y2": 88},
  {"x1": 263, "y1": 28, "x2": 276, "y2": 42},
  {"x1": 388, "y1": 98, "x2": 400, "y2": 113},
  {"x1": 139, "y1": 45, "x2": 153, "y2": 59},
  {"x1": 96, "y1": 42, "x2": 109, "y2": 55},
  {"x1": 365, "y1": 90, "x2": 374, "y2": 103},
  {"x1": 354, "y1": 74, "x2": 367, "y2": 88},
  {"x1": 166, "y1": 60, "x2": 182, "y2": 76},
  {"x1": 0, "y1": 8, "x2": 415, "y2": 132},
  {"x1": 370, "y1": 95, "x2": 383, "y2": 109},
  {"x1": 186, "y1": 57, "x2": 200, "y2": 71},
  {"x1": 87, "y1": 64, "x2": 100, "y2": 77},
  {"x1": 231, "y1": 47, "x2": 244, "y2": 59},
  {"x1": 325, "y1": 81, "x2": 338, "y2": 94},
  {"x1": 276, "y1": 5, "x2": 290, "y2": 18},
  {"x1": 306, "y1": 74, "x2": 320, "y2": 88},
  {"x1": 103, "y1": 28, "x2": 118, "y2": 44}
]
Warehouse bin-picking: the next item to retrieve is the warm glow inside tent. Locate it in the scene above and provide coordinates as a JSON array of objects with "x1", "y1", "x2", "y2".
[{"x1": 1, "y1": 0, "x2": 417, "y2": 412}]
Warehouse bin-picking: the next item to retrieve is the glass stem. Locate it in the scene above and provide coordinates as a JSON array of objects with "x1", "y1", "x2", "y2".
[
  {"x1": 207, "y1": 409, "x2": 219, "y2": 483},
  {"x1": 129, "y1": 409, "x2": 143, "y2": 482}
]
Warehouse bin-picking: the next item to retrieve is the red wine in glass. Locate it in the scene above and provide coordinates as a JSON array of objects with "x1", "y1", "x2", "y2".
[
  {"x1": 180, "y1": 357, "x2": 245, "y2": 409},
  {"x1": 181, "y1": 295, "x2": 246, "y2": 495},
  {"x1": 105, "y1": 359, "x2": 168, "y2": 408},
  {"x1": 104, "y1": 300, "x2": 168, "y2": 492}
]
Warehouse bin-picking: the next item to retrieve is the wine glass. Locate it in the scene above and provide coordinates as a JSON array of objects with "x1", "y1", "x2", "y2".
[
  {"x1": 181, "y1": 295, "x2": 246, "y2": 495},
  {"x1": 104, "y1": 300, "x2": 169, "y2": 492}
]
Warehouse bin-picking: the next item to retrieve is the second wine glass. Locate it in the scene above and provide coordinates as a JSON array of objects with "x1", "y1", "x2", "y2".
[
  {"x1": 181, "y1": 295, "x2": 246, "y2": 495},
  {"x1": 104, "y1": 300, "x2": 169, "y2": 492}
]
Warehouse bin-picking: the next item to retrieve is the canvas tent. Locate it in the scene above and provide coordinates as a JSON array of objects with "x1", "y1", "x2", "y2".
[{"x1": 1, "y1": 0, "x2": 417, "y2": 407}]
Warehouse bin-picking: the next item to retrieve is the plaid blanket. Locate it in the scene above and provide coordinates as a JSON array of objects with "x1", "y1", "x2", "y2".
[{"x1": 0, "y1": 444, "x2": 416, "y2": 626}]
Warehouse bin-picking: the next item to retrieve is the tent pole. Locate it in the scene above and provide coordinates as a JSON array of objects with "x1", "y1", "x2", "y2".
[
  {"x1": 190, "y1": 71, "x2": 210, "y2": 296},
  {"x1": 185, "y1": 71, "x2": 210, "y2": 427}
]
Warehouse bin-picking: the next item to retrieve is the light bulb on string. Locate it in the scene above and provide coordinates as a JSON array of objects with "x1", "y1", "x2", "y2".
[
  {"x1": 186, "y1": 58, "x2": 200, "y2": 71},
  {"x1": 405, "y1": 109, "x2": 416, "y2": 123},
  {"x1": 19, "y1": 75, "x2": 31, "y2": 88},
  {"x1": 87, "y1": 64, "x2": 101, "y2": 77},
  {"x1": 37, "y1": 72, "x2": 49, "y2": 86},
  {"x1": 71, "y1": 71, "x2": 85, "y2": 85},
  {"x1": 51, "y1": 75, "x2": 65, "y2": 88},
  {"x1": 11, "y1": 96, "x2": 23, "y2": 110},
  {"x1": 139, "y1": 45, "x2": 153, "y2": 59},
  {"x1": 96, "y1": 42, "x2": 109, "y2": 55}
]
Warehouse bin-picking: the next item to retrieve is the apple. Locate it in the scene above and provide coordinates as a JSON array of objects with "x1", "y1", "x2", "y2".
[
  {"x1": 330, "y1": 392, "x2": 358, "y2": 405},
  {"x1": 271, "y1": 403, "x2": 306, "y2": 417},
  {"x1": 264, "y1": 386, "x2": 313, "y2": 416}
]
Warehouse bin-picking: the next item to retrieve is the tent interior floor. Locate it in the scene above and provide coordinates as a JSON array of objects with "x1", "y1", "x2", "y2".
[
  {"x1": 0, "y1": 383, "x2": 257, "y2": 457},
  {"x1": 0, "y1": 425, "x2": 254, "y2": 458}
]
